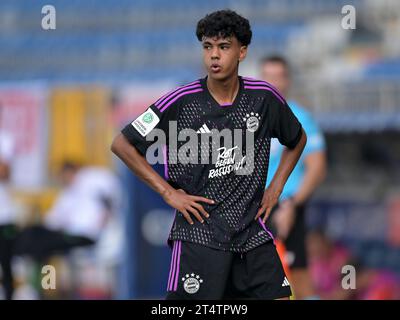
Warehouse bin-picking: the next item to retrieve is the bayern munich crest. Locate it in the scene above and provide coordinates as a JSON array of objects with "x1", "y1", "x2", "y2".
[
  {"x1": 182, "y1": 273, "x2": 203, "y2": 294},
  {"x1": 244, "y1": 112, "x2": 261, "y2": 132}
]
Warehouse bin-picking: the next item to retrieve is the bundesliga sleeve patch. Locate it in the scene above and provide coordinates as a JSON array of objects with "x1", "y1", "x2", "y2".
[{"x1": 131, "y1": 108, "x2": 160, "y2": 137}]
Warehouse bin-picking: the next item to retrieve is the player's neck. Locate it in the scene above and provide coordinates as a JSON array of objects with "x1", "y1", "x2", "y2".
[{"x1": 206, "y1": 74, "x2": 240, "y2": 106}]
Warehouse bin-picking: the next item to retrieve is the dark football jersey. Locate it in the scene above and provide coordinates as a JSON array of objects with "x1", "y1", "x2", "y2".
[{"x1": 122, "y1": 76, "x2": 302, "y2": 253}]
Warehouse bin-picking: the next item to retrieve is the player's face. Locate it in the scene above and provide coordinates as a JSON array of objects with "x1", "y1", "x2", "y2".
[
  {"x1": 202, "y1": 36, "x2": 247, "y2": 81},
  {"x1": 261, "y1": 62, "x2": 290, "y2": 96}
]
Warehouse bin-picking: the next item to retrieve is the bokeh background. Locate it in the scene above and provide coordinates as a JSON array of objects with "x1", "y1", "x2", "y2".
[{"x1": 0, "y1": 0, "x2": 399, "y2": 299}]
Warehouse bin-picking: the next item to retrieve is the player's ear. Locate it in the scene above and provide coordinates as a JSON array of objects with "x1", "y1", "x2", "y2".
[{"x1": 239, "y1": 46, "x2": 247, "y2": 62}]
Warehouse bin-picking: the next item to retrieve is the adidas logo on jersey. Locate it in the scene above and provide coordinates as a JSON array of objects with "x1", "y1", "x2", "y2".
[
  {"x1": 282, "y1": 277, "x2": 290, "y2": 287},
  {"x1": 196, "y1": 123, "x2": 211, "y2": 134}
]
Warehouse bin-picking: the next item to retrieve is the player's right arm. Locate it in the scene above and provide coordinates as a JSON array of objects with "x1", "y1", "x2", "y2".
[
  {"x1": 111, "y1": 92, "x2": 214, "y2": 225},
  {"x1": 111, "y1": 133, "x2": 213, "y2": 224}
]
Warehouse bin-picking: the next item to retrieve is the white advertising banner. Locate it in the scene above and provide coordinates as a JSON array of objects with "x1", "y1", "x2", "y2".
[{"x1": 0, "y1": 83, "x2": 48, "y2": 189}]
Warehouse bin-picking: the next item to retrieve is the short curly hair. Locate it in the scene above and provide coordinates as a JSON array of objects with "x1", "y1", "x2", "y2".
[{"x1": 196, "y1": 10, "x2": 252, "y2": 46}]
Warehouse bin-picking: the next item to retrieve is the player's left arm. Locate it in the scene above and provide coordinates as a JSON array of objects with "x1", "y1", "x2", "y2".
[
  {"x1": 255, "y1": 94, "x2": 307, "y2": 223},
  {"x1": 273, "y1": 150, "x2": 326, "y2": 240},
  {"x1": 274, "y1": 115, "x2": 327, "y2": 239},
  {"x1": 256, "y1": 128, "x2": 306, "y2": 223},
  {"x1": 289, "y1": 114, "x2": 327, "y2": 206},
  {"x1": 290, "y1": 150, "x2": 327, "y2": 206}
]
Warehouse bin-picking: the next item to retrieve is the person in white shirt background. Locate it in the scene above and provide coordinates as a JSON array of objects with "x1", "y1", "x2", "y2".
[
  {"x1": 14, "y1": 161, "x2": 123, "y2": 298},
  {"x1": 16, "y1": 161, "x2": 122, "y2": 256}
]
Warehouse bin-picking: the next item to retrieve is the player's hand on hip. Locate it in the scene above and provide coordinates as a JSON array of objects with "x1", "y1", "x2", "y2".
[
  {"x1": 255, "y1": 186, "x2": 280, "y2": 223},
  {"x1": 163, "y1": 188, "x2": 214, "y2": 225}
]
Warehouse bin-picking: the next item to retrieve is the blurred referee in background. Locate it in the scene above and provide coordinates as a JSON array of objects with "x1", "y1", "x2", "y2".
[{"x1": 262, "y1": 55, "x2": 327, "y2": 300}]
